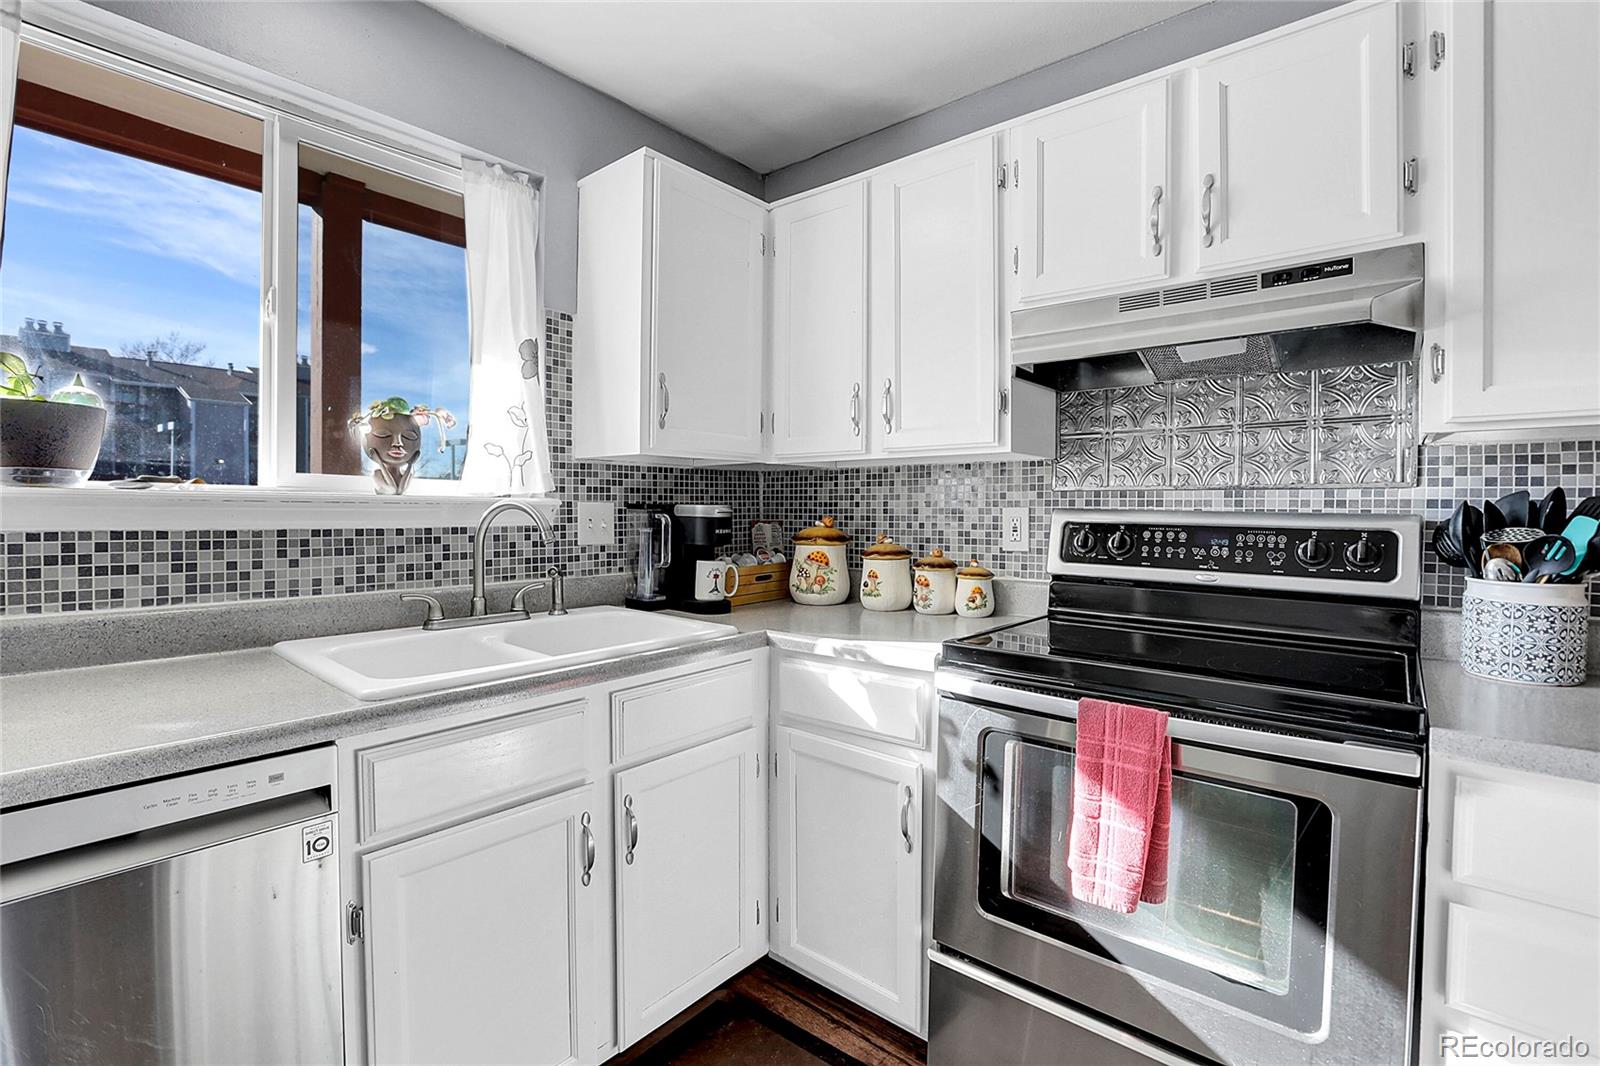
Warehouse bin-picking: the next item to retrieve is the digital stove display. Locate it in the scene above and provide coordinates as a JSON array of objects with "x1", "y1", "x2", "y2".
[{"x1": 1060, "y1": 520, "x2": 1400, "y2": 582}]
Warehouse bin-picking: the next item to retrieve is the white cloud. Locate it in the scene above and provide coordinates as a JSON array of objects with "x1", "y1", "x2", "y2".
[{"x1": 361, "y1": 342, "x2": 379, "y2": 355}]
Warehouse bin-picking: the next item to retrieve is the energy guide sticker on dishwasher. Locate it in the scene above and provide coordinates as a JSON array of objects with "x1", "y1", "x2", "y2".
[{"x1": 302, "y1": 820, "x2": 334, "y2": 863}]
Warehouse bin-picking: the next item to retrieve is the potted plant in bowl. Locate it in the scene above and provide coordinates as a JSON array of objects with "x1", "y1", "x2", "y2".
[{"x1": 0, "y1": 352, "x2": 108, "y2": 487}]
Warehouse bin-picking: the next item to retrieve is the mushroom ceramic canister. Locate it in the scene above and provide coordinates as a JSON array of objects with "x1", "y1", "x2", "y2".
[
  {"x1": 859, "y1": 533, "x2": 912, "y2": 612},
  {"x1": 912, "y1": 549, "x2": 959, "y2": 615},
  {"x1": 955, "y1": 558, "x2": 995, "y2": 618},
  {"x1": 790, "y1": 516, "x2": 851, "y2": 606}
]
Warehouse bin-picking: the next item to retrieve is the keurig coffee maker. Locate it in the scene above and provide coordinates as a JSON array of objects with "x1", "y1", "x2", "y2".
[{"x1": 667, "y1": 503, "x2": 734, "y2": 614}]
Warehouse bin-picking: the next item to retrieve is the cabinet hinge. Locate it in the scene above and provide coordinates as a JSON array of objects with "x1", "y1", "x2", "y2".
[
  {"x1": 1429, "y1": 342, "x2": 1446, "y2": 383},
  {"x1": 760, "y1": 233, "x2": 767, "y2": 256},
  {"x1": 1429, "y1": 30, "x2": 1446, "y2": 71},
  {"x1": 346, "y1": 901, "x2": 364, "y2": 944},
  {"x1": 756, "y1": 899, "x2": 761, "y2": 925},
  {"x1": 1012, "y1": 159, "x2": 1019, "y2": 189},
  {"x1": 1012, "y1": 246, "x2": 1019, "y2": 276},
  {"x1": 1403, "y1": 158, "x2": 1419, "y2": 196},
  {"x1": 775, "y1": 897, "x2": 781, "y2": 924},
  {"x1": 771, "y1": 751, "x2": 779, "y2": 779},
  {"x1": 999, "y1": 387, "x2": 1010, "y2": 416},
  {"x1": 997, "y1": 162, "x2": 1008, "y2": 189},
  {"x1": 755, "y1": 751, "x2": 761, "y2": 778},
  {"x1": 1402, "y1": 41, "x2": 1416, "y2": 79}
]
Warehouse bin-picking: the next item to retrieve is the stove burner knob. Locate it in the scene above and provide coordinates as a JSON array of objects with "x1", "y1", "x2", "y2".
[
  {"x1": 1345, "y1": 533, "x2": 1382, "y2": 570},
  {"x1": 1295, "y1": 533, "x2": 1332, "y2": 570},
  {"x1": 1071, "y1": 528, "x2": 1097, "y2": 555},
  {"x1": 1106, "y1": 530, "x2": 1134, "y2": 558}
]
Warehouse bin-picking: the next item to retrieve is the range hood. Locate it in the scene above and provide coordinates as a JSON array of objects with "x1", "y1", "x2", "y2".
[{"x1": 1011, "y1": 243, "x2": 1425, "y2": 392}]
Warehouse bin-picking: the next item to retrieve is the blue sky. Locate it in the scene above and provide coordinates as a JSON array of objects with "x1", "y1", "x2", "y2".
[{"x1": 2, "y1": 127, "x2": 470, "y2": 479}]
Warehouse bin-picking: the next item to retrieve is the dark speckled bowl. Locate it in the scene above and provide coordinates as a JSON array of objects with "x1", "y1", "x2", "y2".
[{"x1": 0, "y1": 397, "x2": 108, "y2": 486}]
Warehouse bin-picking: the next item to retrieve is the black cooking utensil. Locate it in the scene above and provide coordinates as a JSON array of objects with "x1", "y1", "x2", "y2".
[
  {"x1": 1494, "y1": 490, "x2": 1532, "y2": 528},
  {"x1": 1431, "y1": 520, "x2": 1469, "y2": 570},
  {"x1": 1483, "y1": 500, "x2": 1507, "y2": 535},
  {"x1": 1521, "y1": 535, "x2": 1577, "y2": 583},
  {"x1": 1537, "y1": 487, "x2": 1567, "y2": 534}
]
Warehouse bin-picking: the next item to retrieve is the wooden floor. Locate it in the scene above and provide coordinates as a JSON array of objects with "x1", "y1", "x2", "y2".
[{"x1": 616, "y1": 959, "x2": 927, "y2": 1066}]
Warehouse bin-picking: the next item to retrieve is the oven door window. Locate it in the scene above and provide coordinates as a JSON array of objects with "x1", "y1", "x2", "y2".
[{"x1": 977, "y1": 731, "x2": 1332, "y2": 1031}]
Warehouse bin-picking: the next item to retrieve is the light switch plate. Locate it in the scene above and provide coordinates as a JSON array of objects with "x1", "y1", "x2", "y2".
[
  {"x1": 577, "y1": 501, "x2": 615, "y2": 546},
  {"x1": 1002, "y1": 507, "x2": 1029, "y2": 552}
]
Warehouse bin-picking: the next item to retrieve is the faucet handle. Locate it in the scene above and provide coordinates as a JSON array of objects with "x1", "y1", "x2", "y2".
[
  {"x1": 512, "y1": 581, "x2": 550, "y2": 614},
  {"x1": 400, "y1": 593, "x2": 444, "y2": 626}
]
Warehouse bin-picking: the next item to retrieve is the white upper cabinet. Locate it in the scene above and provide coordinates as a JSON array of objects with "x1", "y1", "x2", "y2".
[
  {"x1": 769, "y1": 182, "x2": 869, "y2": 460},
  {"x1": 361, "y1": 787, "x2": 600, "y2": 1066},
  {"x1": 1194, "y1": 2, "x2": 1402, "y2": 271},
  {"x1": 1009, "y1": 76, "x2": 1172, "y2": 305},
  {"x1": 869, "y1": 136, "x2": 1004, "y2": 455},
  {"x1": 576, "y1": 150, "x2": 767, "y2": 463},
  {"x1": 1421, "y1": 0, "x2": 1600, "y2": 436},
  {"x1": 613, "y1": 727, "x2": 766, "y2": 1049}
]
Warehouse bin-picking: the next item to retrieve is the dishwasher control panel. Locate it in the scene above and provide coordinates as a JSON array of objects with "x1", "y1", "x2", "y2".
[{"x1": 0, "y1": 746, "x2": 337, "y2": 866}]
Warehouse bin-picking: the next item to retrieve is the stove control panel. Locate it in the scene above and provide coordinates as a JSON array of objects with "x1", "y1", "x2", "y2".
[{"x1": 1053, "y1": 513, "x2": 1411, "y2": 587}]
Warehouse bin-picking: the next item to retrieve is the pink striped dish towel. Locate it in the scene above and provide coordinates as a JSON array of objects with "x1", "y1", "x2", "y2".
[{"x1": 1067, "y1": 698, "x2": 1172, "y2": 913}]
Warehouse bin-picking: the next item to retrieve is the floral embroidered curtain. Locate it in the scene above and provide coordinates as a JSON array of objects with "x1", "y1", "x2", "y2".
[{"x1": 459, "y1": 159, "x2": 553, "y2": 495}]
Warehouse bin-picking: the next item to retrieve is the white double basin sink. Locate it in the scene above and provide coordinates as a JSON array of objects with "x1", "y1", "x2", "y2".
[{"x1": 274, "y1": 605, "x2": 737, "y2": 700}]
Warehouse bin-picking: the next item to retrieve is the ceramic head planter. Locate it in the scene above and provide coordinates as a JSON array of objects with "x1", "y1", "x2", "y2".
[{"x1": 348, "y1": 396, "x2": 457, "y2": 495}]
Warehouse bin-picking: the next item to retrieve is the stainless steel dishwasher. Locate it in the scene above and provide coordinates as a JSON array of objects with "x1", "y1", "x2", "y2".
[{"x1": 0, "y1": 747, "x2": 343, "y2": 1064}]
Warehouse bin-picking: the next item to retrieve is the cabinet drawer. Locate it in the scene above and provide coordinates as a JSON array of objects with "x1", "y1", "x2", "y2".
[
  {"x1": 356, "y1": 699, "x2": 588, "y2": 843},
  {"x1": 612, "y1": 658, "x2": 759, "y2": 762},
  {"x1": 1448, "y1": 762, "x2": 1600, "y2": 916},
  {"x1": 776, "y1": 655, "x2": 929, "y2": 747}
]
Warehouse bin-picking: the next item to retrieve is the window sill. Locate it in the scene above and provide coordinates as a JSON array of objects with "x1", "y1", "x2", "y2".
[{"x1": 0, "y1": 484, "x2": 562, "y2": 532}]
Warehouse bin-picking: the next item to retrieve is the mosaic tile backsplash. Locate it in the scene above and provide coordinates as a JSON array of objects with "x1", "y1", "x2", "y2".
[
  {"x1": 1056, "y1": 361, "x2": 1416, "y2": 490},
  {"x1": 1, "y1": 312, "x2": 1594, "y2": 618}
]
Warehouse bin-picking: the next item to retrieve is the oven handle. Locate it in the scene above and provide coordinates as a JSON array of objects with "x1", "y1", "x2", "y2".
[
  {"x1": 929, "y1": 949, "x2": 1201, "y2": 1066},
  {"x1": 936, "y1": 669, "x2": 1421, "y2": 779}
]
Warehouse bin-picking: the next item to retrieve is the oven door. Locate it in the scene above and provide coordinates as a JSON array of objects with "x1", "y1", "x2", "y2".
[{"x1": 933, "y1": 671, "x2": 1423, "y2": 1066}]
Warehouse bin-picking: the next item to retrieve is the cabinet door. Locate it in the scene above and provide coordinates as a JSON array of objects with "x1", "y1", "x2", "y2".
[
  {"x1": 1010, "y1": 77, "x2": 1171, "y2": 304},
  {"x1": 1424, "y1": 0, "x2": 1600, "y2": 433},
  {"x1": 770, "y1": 182, "x2": 870, "y2": 459},
  {"x1": 869, "y1": 136, "x2": 1001, "y2": 454},
  {"x1": 771, "y1": 728, "x2": 922, "y2": 1032},
  {"x1": 1194, "y1": 3, "x2": 1401, "y2": 271},
  {"x1": 362, "y1": 786, "x2": 599, "y2": 1065},
  {"x1": 615, "y1": 727, "x2": 765, "y2": 1048},
  {"x1": 650, "y1": 160, "x2": 767, "y2": 459}
]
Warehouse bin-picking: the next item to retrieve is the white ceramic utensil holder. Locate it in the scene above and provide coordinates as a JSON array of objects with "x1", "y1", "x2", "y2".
[{"x1": 1460, "y1": 578, "x2": 1590, "y2": 686}]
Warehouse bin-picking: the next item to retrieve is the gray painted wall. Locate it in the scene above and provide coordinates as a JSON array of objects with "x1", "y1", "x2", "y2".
[
  {"x1": 88, "y1": 0, "x2": 762, "y2": 310},
  {"x1": 764, "y1": 0, "x2": 1344, "y2": 200}
]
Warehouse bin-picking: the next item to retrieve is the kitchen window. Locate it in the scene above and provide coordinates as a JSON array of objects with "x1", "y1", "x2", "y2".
[{"x1": 0, "y1": 18, "x2": 540, "y2": 523}]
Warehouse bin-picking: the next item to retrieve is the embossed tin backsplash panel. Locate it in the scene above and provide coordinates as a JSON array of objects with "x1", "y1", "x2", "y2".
[{"x1": 1056, "y1": 362, "x2": 1417, "y2": 490}]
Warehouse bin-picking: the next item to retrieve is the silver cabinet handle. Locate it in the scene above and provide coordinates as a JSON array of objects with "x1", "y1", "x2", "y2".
[
  {"x1": 899, "y1": 786, "x2": 913, "y2": 854},
  {"x1": 623, "y1": 795, "x2": 638, "y2": 865},
  {"x1": 881, "y1": 378, "x2": 894, "y2": 433},
  {"x1": 657, "y1": 372, "x2": 670, "y2": 429},
  {"x1": 1148, "y1": 185, "x2": 1164, "y2": 256},
  {"x1": 580, "y1": 812, "x2": 595, "y2": 887},
  {"x1": 850, "y1": 382, "x2": 862, "y2": 436},
  {"x1": 1429, "y1": 342, "x2": 1446, "y2": 383},
  {"x1": 1200, "y1": 173, "x2": 1216, "y2": 248}
]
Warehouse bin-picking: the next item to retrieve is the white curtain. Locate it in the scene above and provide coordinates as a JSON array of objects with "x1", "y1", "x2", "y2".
[
  {"x1": 459, "y1": 159, "x2": 553, "y2": 495},
  {"x1": 0, "y1": 0, "x2": 20, "y2": 250}
]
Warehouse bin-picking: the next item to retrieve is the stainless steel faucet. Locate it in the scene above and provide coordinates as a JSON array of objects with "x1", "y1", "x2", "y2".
[
  {"x1": 471, "y1": 499, "x2": 555, "y2": 616},
  {"x1": 399, "y1": 500, "x2": 561, "y2": 630}
]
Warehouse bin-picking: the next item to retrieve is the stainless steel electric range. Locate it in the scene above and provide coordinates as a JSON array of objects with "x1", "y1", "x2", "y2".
[{"x1": 930, "y1": 510, "x2": 1427, "y2": 1066}]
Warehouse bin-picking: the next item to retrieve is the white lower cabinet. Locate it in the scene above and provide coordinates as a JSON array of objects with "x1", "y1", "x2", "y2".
[
  {"x1": 361, "y1": 785, "x2": 601, "y2": 1066},
  {"x1": 614, "y1": 726, "x2": 767, "y2": 1049},
  {"x1": 770, "y1": 727, "x2": 923, "y2": 1032},
  {"x1": 1420, "y1": 756, "x2": 1600, "y2": 1062}
]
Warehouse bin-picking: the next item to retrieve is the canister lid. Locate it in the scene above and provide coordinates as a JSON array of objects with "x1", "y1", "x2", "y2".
[
  {"x1": 862, "y1": 532, "x2": 911, "y2": 559},
  {"x1": 793, "y1": 515, "x2": 849, "y2": 545},
  {"x1": 913, "y1": 548, "x2": 957, "y2": 570},
  {"x1": 957, "y1": 558, "x2": 993, "y2": 579}
]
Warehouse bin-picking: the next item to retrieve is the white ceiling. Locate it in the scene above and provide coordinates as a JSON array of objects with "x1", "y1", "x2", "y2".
[{"x1": 427, "y1": 1, "x2": 1209, "y2": 174}]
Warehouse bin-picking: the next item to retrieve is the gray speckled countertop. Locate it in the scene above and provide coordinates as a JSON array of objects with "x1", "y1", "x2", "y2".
[
  {"x1": 0, "y1": 604, "x2": 1022, "y2": 808},
  {"x1": 1424, "y1": 659, "x2": 1600, "y2": 782}
]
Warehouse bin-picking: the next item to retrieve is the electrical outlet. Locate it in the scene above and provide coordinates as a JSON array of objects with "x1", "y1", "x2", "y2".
[
  {"x1": 577, "y1": 501, "x2": 615, "y2": 546},
  {"x1": 1002, "y1": 507, "x2": 1029, "y2": 552}
]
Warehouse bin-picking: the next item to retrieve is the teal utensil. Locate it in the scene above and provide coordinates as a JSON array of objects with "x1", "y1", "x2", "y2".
[{"x1": 1557, "y1": 513, "x2": 1599, "y2": 577}]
